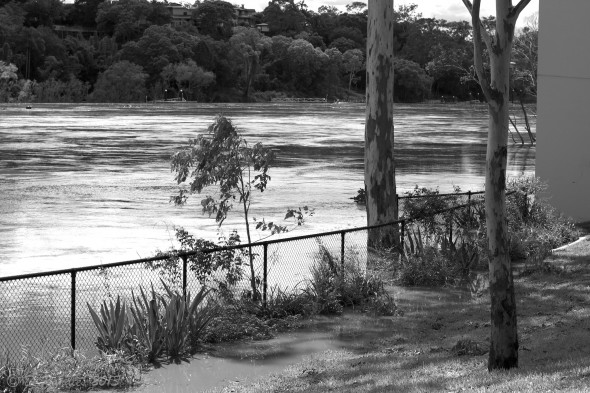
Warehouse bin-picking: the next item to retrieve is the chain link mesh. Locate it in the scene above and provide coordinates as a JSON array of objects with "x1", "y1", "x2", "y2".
[{"x1": 1, "y1": 190, "x2": 501, "y2": 354}]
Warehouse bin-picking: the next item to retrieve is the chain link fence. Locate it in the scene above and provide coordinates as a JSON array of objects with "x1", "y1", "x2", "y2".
[{"x1": 1, "y1": 189, "x2": 509, "y2": 355}]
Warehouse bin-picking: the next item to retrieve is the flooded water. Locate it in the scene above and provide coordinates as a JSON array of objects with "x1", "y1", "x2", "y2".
[{"x1": 0, "y1": 102, "x2": 535, "y2": 277}]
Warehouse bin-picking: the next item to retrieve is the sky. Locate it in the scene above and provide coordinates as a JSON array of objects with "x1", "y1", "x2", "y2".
[{"x1": 237, "y1": 0, "x2": 539, "y2": 26}]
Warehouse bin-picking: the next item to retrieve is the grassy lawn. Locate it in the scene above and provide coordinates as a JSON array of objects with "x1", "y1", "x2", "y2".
[{"x1": 217, "y1": 237, "x2": 590, "y2": 393}]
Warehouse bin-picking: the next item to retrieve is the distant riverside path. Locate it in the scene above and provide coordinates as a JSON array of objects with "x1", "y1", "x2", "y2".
[{"x1": 0, "y1": 102, "x2": 535, "y2": 276}]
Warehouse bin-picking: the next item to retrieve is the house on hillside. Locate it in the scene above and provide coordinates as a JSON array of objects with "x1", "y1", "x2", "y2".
[
  {"x1": 234, "y1": 4, "x2": 257, "y2": 27},
  {"x1": 537, "y1": 1, "x2": 590, "y2": 223},
  {"x1": 166, "y1": 3, "x2": 194, "y2": 27}
]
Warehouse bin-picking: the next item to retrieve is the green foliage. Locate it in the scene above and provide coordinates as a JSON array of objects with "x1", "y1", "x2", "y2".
[
  {"x1": 304, "y1": 243, "x2": 396, "y2": 316},
  {"x1": 394, "y1": 178, "x2": 579, "y2": 288},
  {"x1": 393, "y1": 58, "x2": 432, "y2": 102},
  {"x1": 89, "y1": 60, "x2": 148, "y2": 102},
  {"x1": 0, "y1": 348, "x2": 140, "y2": 392},
  {"x1": 149, "y1": 227, "x2": 245, "y2": 288},
  {"x1": 160, "y1": 281, "x2": 213, "y2": 359},
  {"x1": 398, "y1": 245, "x2": 457, "y2": 287},
  {"x1": 506, "y1": 177, "x2": 580, "y2": 262},
  {"x1": 305, "y1": 248, "x2": 343, "y2": 315},
  {"x1": 87, "y1": 296, "x2": 128, "y2": 352},
  {"x1": 129, "y1": 285, "x2": 165, "y2": 362},
  {"x1": 192, "y1": 0, "x2": 235, "y2": 40},
  {"x1": 3, "y1": 1, "x2": 526, "y2": 102}
]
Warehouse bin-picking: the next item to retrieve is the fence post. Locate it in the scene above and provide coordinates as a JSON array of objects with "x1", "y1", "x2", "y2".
[
  {"x1": 400, "y1": 220, "x2": 405, "y2": 254},
  {"x1": 396, "y1": 193, "x2": 399, "y2": 214},
  {"x1": 71, "y1": 271, "x2": 76, "y2": 350},
  {"x1": 263, "y1": 244, "x2": 268, "y2": 309},
  {"x1": 341, "y1": 232, "x2": 345, "y2": 271},
  {"x1": 181, "y1": 255, "x2": 187, "y2": 299},
  {"x1": 449, "y1": 209, "x2": 453, "y2": 244},
  {"x1": 467, "y1": 190, "x2": 472, "y2": 204}
]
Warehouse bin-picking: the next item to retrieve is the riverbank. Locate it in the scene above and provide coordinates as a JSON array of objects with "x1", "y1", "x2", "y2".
[{"x1": 132, "y1": 235, "x2": 590, "y2": 393}]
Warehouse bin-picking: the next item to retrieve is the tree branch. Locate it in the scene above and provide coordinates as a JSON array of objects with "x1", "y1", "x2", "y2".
[
  {"x1": 464, "y1": 0, "x2": 493, "y2": 103},
  {"x1": 461, "y1": 0, "x2": 493, "y2": 53},
  {"x1": 510, "y1": 0, "x2": 533, "y2": 19}
]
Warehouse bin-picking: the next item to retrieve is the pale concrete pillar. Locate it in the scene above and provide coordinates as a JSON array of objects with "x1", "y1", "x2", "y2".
[{"x1": 537, "y1": 0, "x2": 590, "y2": 223}]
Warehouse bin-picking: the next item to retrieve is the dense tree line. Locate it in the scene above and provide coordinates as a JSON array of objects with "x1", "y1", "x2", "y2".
[{"x1": 0, "y1": 0, "x2": 537, "y2": 103}]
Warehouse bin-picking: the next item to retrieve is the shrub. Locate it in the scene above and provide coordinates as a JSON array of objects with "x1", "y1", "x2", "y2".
[
  {"x1": 506, "y1": 177, "x2": 580, "y2": 261},
  {"x1": 398, "y1": 246, "x2": 457, "y2": 286},
  {"x1": 304, "y1": 243, "x2": 396, "y2": 315},
  {"x1": 201, "y1": 306, "x2": 274, "y2": 343}
]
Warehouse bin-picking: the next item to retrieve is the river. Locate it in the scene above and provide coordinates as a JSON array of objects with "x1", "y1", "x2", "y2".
[{"x1": 0, "y1": 102, "x2": 535, "y2": 277}]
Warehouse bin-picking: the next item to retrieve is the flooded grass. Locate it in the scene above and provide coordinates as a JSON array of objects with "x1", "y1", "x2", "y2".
[{"x1": 156, "y1": 237, "x2": 590, "y2": 393}]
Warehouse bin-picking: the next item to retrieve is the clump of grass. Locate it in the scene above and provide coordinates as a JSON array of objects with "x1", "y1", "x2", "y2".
[
  {"x1": 0, "y1": 348, "x2": 141, "y2": 392},
  {"x1": 304, "y1": 243, "x2": 397, "y2": 316}
]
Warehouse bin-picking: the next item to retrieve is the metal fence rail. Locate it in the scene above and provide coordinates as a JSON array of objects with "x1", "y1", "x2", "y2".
[{"x1": 0, "y1": 189, "x2": 512, "y2": 354}]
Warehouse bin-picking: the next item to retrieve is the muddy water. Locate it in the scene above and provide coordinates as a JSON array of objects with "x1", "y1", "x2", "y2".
[
  {"x1": 0, "y1": 102, "x2": 535, "y2": 276},
  {"x1": 132, "y1": 313, "x2": 397, "y2": 393}
]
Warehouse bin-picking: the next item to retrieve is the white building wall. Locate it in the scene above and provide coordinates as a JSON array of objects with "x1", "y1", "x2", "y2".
[{"x1": 537, "y1": 1, "x2": 590, "y2": 223}]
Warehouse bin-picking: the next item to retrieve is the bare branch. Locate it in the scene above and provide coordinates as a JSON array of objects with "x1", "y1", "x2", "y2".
[
  {"x1": 510, "y1": 0, "x2": 533, "y2": 19},
  {"x1": 470, "y1": 0, "x2": 493, "y2": 103}
]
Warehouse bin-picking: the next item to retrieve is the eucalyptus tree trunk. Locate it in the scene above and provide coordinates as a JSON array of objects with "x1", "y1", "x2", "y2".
[
  {"x1": 364, "y1": 0, "x2": 397, "y2": 248},
  {"x1": 462, "y1": 0, "x2": 531, "y2": 370}
]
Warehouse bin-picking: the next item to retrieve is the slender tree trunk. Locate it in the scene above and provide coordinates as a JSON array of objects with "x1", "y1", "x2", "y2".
[
  {"x1": 519, "y1": 98, "x2": 535, "y2": 144},
  {"x1": 365, "y1": 0, "x2": 397, "y2": 249},
  {"x1": 485, "y1": 2, "x2": 518, "y2": 369},
  {"x1": 485, "y1": 93, "x2": 518, "y2": 370},
  {"x1": 462, "y1": 0, "x2": 531, "y2": 370},
  {"x1": 508, "y1": 115, "x2": 525, "y2": 144}
]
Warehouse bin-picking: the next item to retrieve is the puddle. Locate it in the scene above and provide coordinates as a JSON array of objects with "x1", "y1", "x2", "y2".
[{"x1": 131, "y1": 313, "x2": 395, "y2": 393}]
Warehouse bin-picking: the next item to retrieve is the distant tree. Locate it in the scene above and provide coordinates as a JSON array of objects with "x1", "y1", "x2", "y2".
[
  {"x1": 345, "y1": 2, "x2": 366, "y2": 13},
  {"x1": 96, "y1": 0, "x2": 170, "y2": 44},
  {"x1": 22, "y1": 0, "x2": 63, "y2": 27},
  {"x1": 317, "y1": 5, "x2": 339, "y2": 15},
  {"x1": 512, "y1": 13, "x2": 538, "y2": 99},
  {"x1": 394, "y1": 58, "x2": 431, "y2": 102},
  {"x1": 286, "y1": 39, "x2": 328, "y2": 93},
  {"x1": 33, "y1": 77, "x2": 89, "y2": 102},
  {"x1": 161, "y1": 59, "x2": 215, "y2": 100},
  {"x1": 67, "y1": 0, "x2": 104, "y2": 28},
  {"x1": 324, "y1": 47, "x2": 342, "y2": 98},
  {"x1": 90, "y1": 60, "x2": 147, "y2": 102},
  {"x1": 118, "y1": 25, "x2": 200, "y2": 85},
  {"x1": 342, "y1": 48, "x2": 363, "y2": 91},
  {"x1": 230, "y1": 27, "x2": 272, "y2": 99},
  {"x1": 329, "y1": 37, "x2": 358, "y2": 53},
  {"x1": 262, "y1": 0, "x2": 306, "y2": 37},
  {"x1": 192, "y1": 0, "x2": 235, "y2": 40}
]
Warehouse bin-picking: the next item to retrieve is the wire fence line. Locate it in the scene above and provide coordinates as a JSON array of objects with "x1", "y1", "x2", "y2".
[{"x1": 0, "y1": 189, "x2": 512, "y2": 354}]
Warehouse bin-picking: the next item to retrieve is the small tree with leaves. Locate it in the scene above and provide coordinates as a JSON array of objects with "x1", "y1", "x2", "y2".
[{"x1": 170, "y1": 116, "x2": 310, "y2": 300}]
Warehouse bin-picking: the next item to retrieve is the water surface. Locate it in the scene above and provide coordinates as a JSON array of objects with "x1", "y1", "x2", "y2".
[{"x1": 0, "y1": 102, "x2": 535, "y2": 276}]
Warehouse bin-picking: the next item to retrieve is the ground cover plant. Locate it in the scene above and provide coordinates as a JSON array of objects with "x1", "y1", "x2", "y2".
[{"x1": 0, "y1": 347, "x2": 140, "y2": 392}]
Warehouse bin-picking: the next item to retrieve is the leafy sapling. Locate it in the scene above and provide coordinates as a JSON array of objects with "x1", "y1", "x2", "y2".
[{"x1": 170, "y1": 115, "x2": 312, "y2": 300}]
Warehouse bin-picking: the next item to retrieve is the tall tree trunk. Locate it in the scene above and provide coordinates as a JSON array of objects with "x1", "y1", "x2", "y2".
[
  {"x1": 462, "y1": 0, "x2": 532, "y2": 370},
  {"x1": 485, "y1": 1, "x2": 519, "y2": 370},
  {"x1": 364, "y1": 0, "x2": 397, "y2": 249}
]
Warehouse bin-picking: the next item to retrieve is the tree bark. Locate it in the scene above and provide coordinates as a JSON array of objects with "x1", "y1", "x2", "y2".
[
  {"x1": 462, "y1": 0, "x2": 531, "y2": 370},
  {"x1": 364, "y1": 0, "x2": 397, "y2": 248}
]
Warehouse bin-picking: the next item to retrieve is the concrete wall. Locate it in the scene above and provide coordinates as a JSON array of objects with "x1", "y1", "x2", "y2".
[{"x1": 537, "y1": 1, "x2": 590, "y2": 223}]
